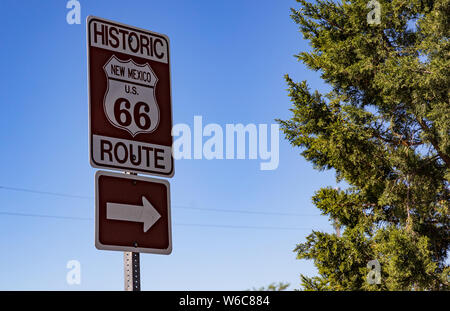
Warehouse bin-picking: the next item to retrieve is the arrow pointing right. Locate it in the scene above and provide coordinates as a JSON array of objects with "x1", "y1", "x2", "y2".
[{"x1": 106, "y1": 196, "x2": 161, "y2": 232}]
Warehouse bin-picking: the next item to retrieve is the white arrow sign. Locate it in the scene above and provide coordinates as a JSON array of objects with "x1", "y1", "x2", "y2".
[{"x1": 106, "y1": 196, "x2": 161, "y2": 232}]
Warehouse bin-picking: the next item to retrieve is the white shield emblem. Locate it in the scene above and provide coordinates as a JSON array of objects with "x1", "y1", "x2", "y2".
[{"x1": 103, "y1": 55, "x2": 159, "y2": 136}]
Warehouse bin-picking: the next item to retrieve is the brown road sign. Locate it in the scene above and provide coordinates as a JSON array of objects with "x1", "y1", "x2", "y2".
[
  {"x1": 95, "y1": 170, "x2": 172, "y2": 254},
  {"x1": 87, "y1": 16, "x2": 173, "y2": 177}
]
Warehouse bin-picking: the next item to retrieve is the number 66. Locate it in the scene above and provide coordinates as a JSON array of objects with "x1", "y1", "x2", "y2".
[{"x1": 113, "y1": 98, "x2": 151, "y2": 130}]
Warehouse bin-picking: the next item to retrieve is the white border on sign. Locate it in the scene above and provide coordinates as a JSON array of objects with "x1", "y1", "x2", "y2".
[
  {"x1": 87, "y1": 15, "x2": 174, "y2": 178},
  {"x1": 94, "y1": 170, "x2": 172, "y2": 255}
]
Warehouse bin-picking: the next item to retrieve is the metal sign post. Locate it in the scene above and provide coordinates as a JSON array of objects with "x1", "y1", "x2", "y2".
[
  {"x1": 124, "y1": 172, "x2": 140, "y2": 291},
  {"x1": 94, "y1": 170, "x2": 171, "y2": 290},
  {"x1": 124, "y1": 252, "x2": 140, "y2": 291},
  {"x1": 87, "y1": 15, "x2": 174, "y2": 291}
]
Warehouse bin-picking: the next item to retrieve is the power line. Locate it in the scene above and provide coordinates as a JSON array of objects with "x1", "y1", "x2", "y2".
[
  {"x1": 172, "y1": 206, "x2": 319, "y2": 217},
  {"x1": 0, "y1": 186, "x2": 92, "y2": 200},
  {"x1": 0, "y1": 211, "x2": 91, "y2": 221},
  {"x1": 0, "y1": 211, "x2": 319, "y2": 231},
  {"x1": 175, "y1": 223, "x2": 318, "y2": 230},
  {"x1": 0, "y1": 185, "x2": 321, "y2": 217}
]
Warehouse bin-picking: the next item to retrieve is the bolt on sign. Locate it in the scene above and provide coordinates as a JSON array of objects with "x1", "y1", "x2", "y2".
[
  {"x1": 87, "y1": 16, "x2": 173, "y2": 177},
  {"x1": 95, "y1": 170, "x2": 172, "y2": 254}
]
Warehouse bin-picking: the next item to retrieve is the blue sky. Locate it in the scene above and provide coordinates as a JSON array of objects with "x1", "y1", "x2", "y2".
[{"x1": 0, "y1": 0, "x2": 339, "y2": 290}]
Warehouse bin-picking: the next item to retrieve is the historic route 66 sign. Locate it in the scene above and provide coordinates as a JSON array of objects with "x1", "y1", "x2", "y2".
[
  {"x1": 88, "y1": 16, "x2": 173, "y2": 177},
  {"x1": 103, "y1": 56, "x2": 159, "y2": 136}
]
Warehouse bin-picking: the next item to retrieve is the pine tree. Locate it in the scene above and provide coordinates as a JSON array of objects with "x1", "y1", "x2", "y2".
[{"x1": 278, "y1": 0, "x2": 449, "y2": 290}]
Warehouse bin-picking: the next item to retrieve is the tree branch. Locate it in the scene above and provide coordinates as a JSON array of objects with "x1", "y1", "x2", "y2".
[{"x1": 416, "y1": 117, "x2": 450, "y2": 168}]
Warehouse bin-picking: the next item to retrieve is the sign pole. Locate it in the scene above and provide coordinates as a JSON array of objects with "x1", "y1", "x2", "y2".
[
  {"x1": 124, "y1": 251, "x2": 140, "y2": 291},
  {"x1": 88, "y1": 16, "x2": 173, "y2": 291},
  {"x1": 124, "y1": 171, "x2": 140, "y2": 291}
]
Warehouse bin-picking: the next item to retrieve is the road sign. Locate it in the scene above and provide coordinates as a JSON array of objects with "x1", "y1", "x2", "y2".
[
  {"x1": 95, "y1": 170, "x2": 172, "y2": 254},
  {"x1": 87, "y1": 16, "x2": 174, "y2": 177}
]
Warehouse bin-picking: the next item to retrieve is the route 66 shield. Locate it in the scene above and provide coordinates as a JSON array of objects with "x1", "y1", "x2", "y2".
[{"x1": 103, "y1": 55, "x2": 160, "y2": 137}]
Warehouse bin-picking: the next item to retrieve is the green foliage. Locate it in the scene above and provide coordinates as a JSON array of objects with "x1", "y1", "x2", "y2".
[
  {"x1": 278, "y1": 0, "x2": 449, "y2": 290},
  {"x1": 251, "y1": 282, "x2": 290, "y2": 291}
]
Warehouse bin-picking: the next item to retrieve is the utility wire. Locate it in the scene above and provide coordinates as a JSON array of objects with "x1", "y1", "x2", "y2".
[
  {"x1": 175, "y1": 223, "x2": 318, "y2": 230},
  {"x1": 0, "y1": 186, "x2": 92, "y2": 200},
  {"x1": 0, "y1": 211, "x2": 92, "y2": 221},
  {"x1": 0, "y1": 211, "x2": 320, "y2": 231},
  {"x1": 172, "y1": 206, "x2": 319, "y2": 217},
  {"x1": 0, "y1": 185, "x2": 321, "y2": 217}
]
